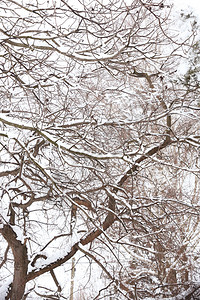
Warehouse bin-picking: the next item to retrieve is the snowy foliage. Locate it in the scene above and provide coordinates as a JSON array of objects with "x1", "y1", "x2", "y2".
[{"x1": 0, "y1": 0, "x2": 200, "y2": 299}]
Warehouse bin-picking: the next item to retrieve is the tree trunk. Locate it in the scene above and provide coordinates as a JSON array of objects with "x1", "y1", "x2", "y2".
[{"x1": 0, "y1": 225, "x2": 28, "y2": 300}]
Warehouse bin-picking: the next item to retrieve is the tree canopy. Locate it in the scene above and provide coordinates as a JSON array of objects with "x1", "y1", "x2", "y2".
[{"x1": 0, "y1": 0, "x2": 200, "y2": 299}]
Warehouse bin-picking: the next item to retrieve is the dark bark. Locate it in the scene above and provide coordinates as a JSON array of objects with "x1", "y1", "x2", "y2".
[
  {"x1": 27, "y1": 242, "x2": 79, "y2": 281},
  {"x1": 0, "y1": 225, "x2": 28, "y2": 300}
]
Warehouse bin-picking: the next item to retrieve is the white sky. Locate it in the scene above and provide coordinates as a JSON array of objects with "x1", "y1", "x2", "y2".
[
  {"x1": 173, "y1": 0, "x2": 200, "y2": 19},
  {"x1": 174, "y1": 0, "x2": 200, "y2": 8}
]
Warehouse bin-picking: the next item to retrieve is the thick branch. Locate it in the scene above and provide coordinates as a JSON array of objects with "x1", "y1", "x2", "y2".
[
  {"x1": 26, "y1": 242, "x2": 79, "y2": 281},
  {"x1": 81, "y1": 137, "x2": 172, "y2": 246}
]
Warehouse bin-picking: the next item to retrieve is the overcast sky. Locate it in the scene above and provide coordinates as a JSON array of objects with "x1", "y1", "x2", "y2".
[
  {"x1": 173, "y1": 0, "x2": 200, "y2": 19},
  {"x1": 174, "y1": 0, "x2": 200, "y2": 8}
]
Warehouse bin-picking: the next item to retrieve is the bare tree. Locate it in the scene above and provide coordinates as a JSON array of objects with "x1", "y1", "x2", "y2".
[{"x1": 0, "y1": 0, "x2": 200, "y2": 299}]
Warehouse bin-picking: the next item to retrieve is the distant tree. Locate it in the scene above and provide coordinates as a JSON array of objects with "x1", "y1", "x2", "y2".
[
  {"x1": 0, "y1": 0, "x2": 200, "y2": 299},
  {"x1": 178, "y1": 11, "x2": 200, "y2": 93}
]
